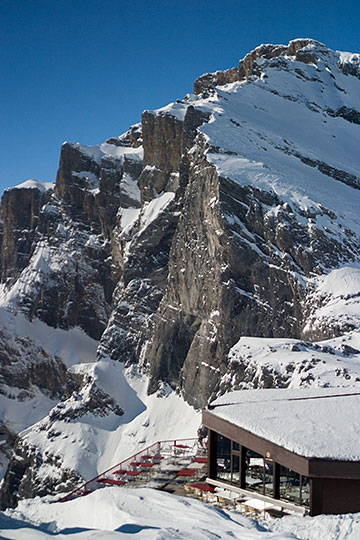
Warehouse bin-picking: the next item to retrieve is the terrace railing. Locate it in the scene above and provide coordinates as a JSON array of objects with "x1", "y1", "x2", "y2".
[{"x1": 58, "y1": 437, "x2": 206, "y2": 502}]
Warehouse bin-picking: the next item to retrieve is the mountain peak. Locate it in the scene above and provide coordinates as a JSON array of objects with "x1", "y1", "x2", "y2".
[{"x1": 194, "y1": 38, "x2": 360, "y2": 94}]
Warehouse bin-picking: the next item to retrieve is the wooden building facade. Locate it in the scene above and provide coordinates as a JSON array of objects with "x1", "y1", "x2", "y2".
[{"x1": 202, "y1": 390, "x2": 360, "y2": 516}]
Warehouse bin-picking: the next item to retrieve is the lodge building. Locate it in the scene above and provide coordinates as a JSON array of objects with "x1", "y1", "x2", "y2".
[{"x1": 202, "y1": 387, "x2": 360, "y2": 516}]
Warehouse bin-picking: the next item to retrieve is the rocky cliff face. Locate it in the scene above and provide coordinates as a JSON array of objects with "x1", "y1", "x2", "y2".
[{"x1": 1, "y1": 38, "x2": 360, "y2": 505}]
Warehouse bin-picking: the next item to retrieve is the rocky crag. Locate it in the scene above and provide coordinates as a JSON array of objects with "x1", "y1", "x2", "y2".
[{"x1": 1, "y1": 38, "x2": 360, "y2": 506}]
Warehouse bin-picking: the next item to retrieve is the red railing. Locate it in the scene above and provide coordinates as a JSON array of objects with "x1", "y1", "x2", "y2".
[{"x1": 58, "y1": 437, "x2": 205, "y2": 502}]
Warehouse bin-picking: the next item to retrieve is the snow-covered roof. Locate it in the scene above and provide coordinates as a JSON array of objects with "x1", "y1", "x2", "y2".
[{"x1": 209, "y1": 387, "x2": 360, "y2": 460}]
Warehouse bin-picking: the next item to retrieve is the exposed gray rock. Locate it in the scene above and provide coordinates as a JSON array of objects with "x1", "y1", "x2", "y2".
[
  {"x1": 0, "y1": 439, "x2": 81, "y2": 509},
  {"x1": 0, "y1": 186, "x2": 52, "y2": 284},
  {"x1": 193, "y1": 39, "x2": 329, "y2": 95}
]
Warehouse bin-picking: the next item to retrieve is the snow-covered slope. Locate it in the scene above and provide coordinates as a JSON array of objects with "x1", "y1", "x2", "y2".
[
  {"x1": 1, "y1": 487, "x2": 360, "y2": 539},
  {"x1": 0, "y1": 308, "x2": 200, "y2": 508},
  {"x1": 0, "y1": 487, "x2": 309, "y2": 539},
  {"x1": 20, "y1": 360, "x2": 200, "y2": 483}
]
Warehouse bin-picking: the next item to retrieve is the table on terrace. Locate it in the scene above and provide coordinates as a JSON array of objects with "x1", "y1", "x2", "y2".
[
  {"x1": 242, "y1": 498, "x2": 278, "y2": 515},
  {"x1": 192, "y1": 457, "x2": 208, "y2": 463},
  {"x1": 96, "y1": 478, "x2": 126, "y2": 486},
  {"x1": 177, "y1": 468, "x2": 197, "y2": 477},
  {"x1": 185, "y1": 482, "x2": 215, "y2": 494},
  {"x1": 139, "y1": 462, "x2": 155, "y2": 470},
  {"x1": 125, "y1": 471, "x2": 141, "y2": 478}
]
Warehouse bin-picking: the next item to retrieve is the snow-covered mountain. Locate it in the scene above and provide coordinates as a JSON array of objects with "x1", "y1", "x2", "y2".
[{"x1": 1, "y1": 38, "x2": 360, "y2": 507}]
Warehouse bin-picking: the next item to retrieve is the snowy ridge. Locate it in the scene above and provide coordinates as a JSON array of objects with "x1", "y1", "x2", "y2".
[
  {"x1": 304, "y1": 265, "x2": 360, "y2": 335},
  {"x1": 10, "y1": 180, "x2": 55, "y2": 192},
  {"x1": 151, "y1": 100, "x2": 190, "y2": 121},
  {"x1": 167, "y1": 39, "x2": 360, "y2": 240},
  {"x1": 225, "y1": 331, "x2": 360, "y2": 391},
  {"x1": 64, "y1": 140, "x2": 143, "y2": 166},
  {"x1": 198, "y1": 56, "x2": 360, "y2": 240}
]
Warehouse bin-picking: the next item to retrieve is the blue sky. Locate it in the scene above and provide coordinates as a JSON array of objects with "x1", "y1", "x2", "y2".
[{"x1": 1, "y1": 0, "x2": 360, "y2": 195}]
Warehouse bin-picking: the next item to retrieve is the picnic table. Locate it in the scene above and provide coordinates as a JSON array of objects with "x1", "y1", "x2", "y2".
[
  {"x1": 214, "y1": 488, "x2": 242, "y2": 508},
  {"x1": 242, "y1": 497, "x2": 277, "y2": 514},
  {"x1": 177, "y1": 468, "x2": 197, "y2": 477},
  {"x1": 192, "y1": 457, "x2": 208, "y2": 463},
  {"x1": 139, "y1": 462, "x2": 155, "y2": 469},
  {"x1": 96, "y1": 478, "x2": 126, "y2": 486},
  {"x1": 187, "y1": 461, "x2": 205, "y2": 469},
  {"x1": 152, "y1": 455, "x2": 164, "y2": 463},
  {"x1": 185, "y1": 482, "x2": 215, "y2": 493},
  {"x1": 174, "y1": 444, "x2": 191, "y2": 455},
  {"x1": 125, "y1": 471, "x2": 141, "y2": 477}
]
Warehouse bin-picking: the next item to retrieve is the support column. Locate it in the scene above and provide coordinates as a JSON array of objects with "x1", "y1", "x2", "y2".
[
  {"x1": 273, "y1": 462, "x2": 280, "y2": 499},
  {"x1": 310, "y1": 478, "x2": 323, "y2": 516},
  {"x1": 240, "y1": 445, "x2": 246, "y2": 488},
  {"x1": 208, "y1": 429, "x2": 217, "y2": 479}
]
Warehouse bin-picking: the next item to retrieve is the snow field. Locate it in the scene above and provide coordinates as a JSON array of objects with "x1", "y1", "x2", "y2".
[
  {"x1": 2, "y1": 486, "x2": 360, "y2": 539},
  {"x1": 2, "y1": 486, "x2": 299, "y2": 539}
]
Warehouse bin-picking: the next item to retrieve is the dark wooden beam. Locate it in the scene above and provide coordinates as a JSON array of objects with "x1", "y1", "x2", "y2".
[
  {"x1": 273, "y1": 462, "x2": 280, "y2": 499},
  {"x1": 208, "y1": 429, "x2": 217, "y2": 479},
  {"x1": 240, "y1": 445, "x2": 246, "y2": 489}
]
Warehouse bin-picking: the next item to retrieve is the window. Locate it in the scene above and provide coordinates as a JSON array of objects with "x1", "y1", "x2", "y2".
[
  {"x1": 279, "y1": 465, "x2": 309, "y2": 507},
  {"x1": 300, "y1": 475, "x2": 310, "y2": 507},
  {"x1": 216, "y1": 434, "x2": 231, "y2": 482},
  {"x1": 215, "y1": 435, "x2": 241, "y2": 485},
  {"x1": 212, "y1": 431, "x2": 310, "y2": 508},
  {"x1": 245, "y1": 449, "x2": 266, "y2": 494},
  {"x1": 232, "y1": 453, "x2": 240, "y2": 484},
  {"x1": 264, "y1": 459, "x2": 274, "y2": 497}
]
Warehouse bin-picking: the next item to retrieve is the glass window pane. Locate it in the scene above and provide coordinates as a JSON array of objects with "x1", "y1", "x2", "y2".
[
  {"x1": 216, "y1": 434, "x2": 231, "y2": 482},
  {"x1": 233, "y1": 441, "x2": 240, "y2": 452},
  {"x1": 301, "y1": 476, "x2": 310, "y2": 507},
  {"x1": 279, "y1": 465, "x2": 301, "y2": 505},
  {"x1": 264, "y1": 460, "x2": 274, "y2": 497},
  {"x1": 232, "y1": 454, "x2": 240, "y2": 484},
  {"x1": 245, "y1": 449, "x2": 264, "y2": 494}
]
